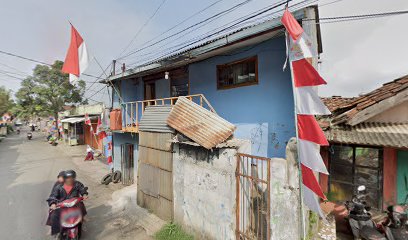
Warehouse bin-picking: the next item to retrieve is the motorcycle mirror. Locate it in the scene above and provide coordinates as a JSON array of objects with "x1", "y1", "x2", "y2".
[{"x1": 357, "y1": 185, "x2": 366, "y2": 192}]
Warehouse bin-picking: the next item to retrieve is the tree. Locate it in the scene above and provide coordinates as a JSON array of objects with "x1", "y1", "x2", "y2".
[
  {"x1": 15, "y1": 60, "x2": 86, "y2": 119},
  {"x1": 0, "y1": 86, "x2": 15, "y2": 116}
]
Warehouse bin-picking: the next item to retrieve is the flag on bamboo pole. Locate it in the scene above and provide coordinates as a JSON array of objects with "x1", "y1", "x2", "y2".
[
  {"x1": 281, "y1": 8, "x2": 331, "y2": 218},
  {"x1": 96, "y1": 116, "x2": 102, "y2": 135},
  {"x1": 62, "y1": 24, "x2": 90, "y2": 85}
]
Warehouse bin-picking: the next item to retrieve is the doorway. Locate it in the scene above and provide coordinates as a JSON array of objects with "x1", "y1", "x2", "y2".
[
  {"x1": 397, "y1": 150, "x2": 408, "y2": 204},
  {"x1": 144, "y1": 81, "x2": 156, "y2": 100}
]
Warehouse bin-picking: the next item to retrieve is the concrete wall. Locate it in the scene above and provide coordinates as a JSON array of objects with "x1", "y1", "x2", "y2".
[
  {"x1": 367, "y1": 101, "x2": 408, "y2": 123},
  {"x1": 112, "y1": 132, "x2": 138, "y2": 180},
  {"x1": 173, "y1": 144, "x2": 238, "y2": 240},
  {"x1": 172, "y1": 141, "x2": 301, "y2": 240},
  {"x1": 188, "y1": 36, "x2": 294, "y2": 158}
]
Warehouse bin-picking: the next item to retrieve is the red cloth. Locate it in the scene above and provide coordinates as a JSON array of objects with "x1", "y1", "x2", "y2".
[
  {"x1": 292, "y1": 59, "x2": 327, "y2": 87},
  {"x1": 301, "y1": 164, "x2": 327, "y2": 200},
  {"x1": 281, "y1": 9, "x2": 304, "y2": 41},
  {"x1": 63, "y1": 184, "x2": 73, "y2": 195},
  {"x1": 62, "y1": 25, "x2": 84, "y2": 76},
  {"x1": 99, "y1": 131, "x2": 107, "y2": 140},
  {"x1": 84, "y1": 152, "x2": 94, "y2": 161},
  {"x1": 297, "y1": 115, "x2": 329, "y2": 146},
  {"x1": 107, "y1": 156, "x2": 112, "y2": 164}
]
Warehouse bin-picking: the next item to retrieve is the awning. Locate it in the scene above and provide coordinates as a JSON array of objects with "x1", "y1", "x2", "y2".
[
  {"x1": 60, "y1": 117, "x2": 85, "y2": 124},
  {"x1": 325, "y1": 122, "x2": 408, "y2": 149}
]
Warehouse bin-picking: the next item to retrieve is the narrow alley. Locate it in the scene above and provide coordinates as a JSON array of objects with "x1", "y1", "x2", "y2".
[{"x1": 0, "y1": 128, "x2": 163, "y2": 240}]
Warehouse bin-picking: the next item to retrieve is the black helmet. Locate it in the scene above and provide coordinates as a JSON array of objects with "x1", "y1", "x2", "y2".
[
  {"x1": 64, "y1": 170, "x2": 76, "y2": 179},
  {"x1": 57, "y1": 171, "x2": 65, "y2": 178}
]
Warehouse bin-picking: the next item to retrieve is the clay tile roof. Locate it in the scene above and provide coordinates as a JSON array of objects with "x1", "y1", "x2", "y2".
[{"x1": 322, "y1": 75, "x2": 408, "y2": 125}]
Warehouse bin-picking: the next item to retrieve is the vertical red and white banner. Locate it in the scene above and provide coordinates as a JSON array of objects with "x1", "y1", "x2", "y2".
[
  {"x1": 281, "y1": 9, "x2": 330, "y2": 218},
  {"x1": 62, "y1": 24, "x2": 90, "y2": 85}
]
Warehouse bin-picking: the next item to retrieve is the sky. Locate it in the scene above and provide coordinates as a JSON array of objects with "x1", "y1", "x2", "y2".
[{"x1": 0, "y1": 0, "x2": 408, "y2": 104}]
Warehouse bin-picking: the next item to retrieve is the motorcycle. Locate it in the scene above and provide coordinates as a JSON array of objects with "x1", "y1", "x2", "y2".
[
  {"x1": 345, "y1": 185, "x2": 386, "y2": 240},
  {"x1": 379, "y1": 195, "x2": 408, "y2": 240},
  {"x1": 52, "y1": 197, "x2": 85, "y2": 240},
  {"x1": 27, "y1": 132, "x2": 32, "y2": 140}
]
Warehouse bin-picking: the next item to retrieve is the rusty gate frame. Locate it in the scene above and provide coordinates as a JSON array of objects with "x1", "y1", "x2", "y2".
[{"x1": 236, "y1": 153, "x2": 271, "y2": 240}]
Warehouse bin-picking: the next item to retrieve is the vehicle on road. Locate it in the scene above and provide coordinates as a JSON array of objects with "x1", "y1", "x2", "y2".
[
  {"x1": 52, "y1": 197, "x2": 85, "y2": 240},
  {"x1": 27, "y1": 132, "x2": 32, "y2": 140},
  {"x1": 345, "y1": 185, "x2": 386, "y2": 240}
]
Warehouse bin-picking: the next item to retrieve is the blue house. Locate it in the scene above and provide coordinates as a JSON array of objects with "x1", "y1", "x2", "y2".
[{"x1": 106, "y1": 6, "x2": 322, "y2": 176}]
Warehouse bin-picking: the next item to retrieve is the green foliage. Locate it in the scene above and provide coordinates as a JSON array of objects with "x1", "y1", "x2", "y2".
[
  {"x1": 154, "y1": 223, "x2": 194, "y2": 240},
  {"x1": 306, "y1": 211, "x2": 319, "y2": 240},
  {"x1": 14, "y1": 60, "x2": 86, "y2": 118},
  {"x1": 0, "y1": 86, "x2": 15, "y2": 116}
]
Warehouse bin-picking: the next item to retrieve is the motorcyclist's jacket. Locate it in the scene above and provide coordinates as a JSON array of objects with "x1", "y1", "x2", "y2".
[{"x1": 47, "y1": 181, "x2": 88, "y2": 206}]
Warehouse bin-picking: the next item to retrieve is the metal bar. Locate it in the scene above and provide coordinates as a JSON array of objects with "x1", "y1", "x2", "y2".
[
  {"x1": 236, "y1": 173, "x2": 269, "y2": 184},
  {"x1": 236, "y1": 154, "x2": 241, "y2": 240}
]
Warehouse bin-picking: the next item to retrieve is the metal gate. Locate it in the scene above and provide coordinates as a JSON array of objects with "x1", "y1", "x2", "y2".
[
  {"x1": 121, "y1": 143, "x2": 134, "y2": 185},
  {"x1": 236, "y1": 153, "x2": 271, "y2": 240}
]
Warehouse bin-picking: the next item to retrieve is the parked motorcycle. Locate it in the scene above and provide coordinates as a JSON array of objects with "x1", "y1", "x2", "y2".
[
  {"x1": 380, "y1": 200, "x2": 408, "y2": 239},
  {"x1": 27, "y1": 132, "x2": 32, "y2": 140},
  {"x1": 52, "y1": 197, "x2": 85, "y2": 240},
  {"x1": 345, "y1": 185, "x2": 386, "y2": 240}
]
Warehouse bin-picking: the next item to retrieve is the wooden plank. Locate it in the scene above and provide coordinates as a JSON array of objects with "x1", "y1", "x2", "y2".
[{"x1": 159, "y1": 169, "x2": 173, "y2": 200}]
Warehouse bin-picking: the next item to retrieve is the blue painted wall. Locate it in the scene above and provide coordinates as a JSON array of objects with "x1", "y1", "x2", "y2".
[
  {"x1": 189, "y1": 37, "x2": 294, "y2": 158},
  {"x1": 155, "y1": 78, "x2": 170, "y2": 99},
  {"x1": 116, "y1": 36, "x2": 295, "y2": 158},
  {"x1": 112, "y1": 132, "x2": 139, "y2": 172}
]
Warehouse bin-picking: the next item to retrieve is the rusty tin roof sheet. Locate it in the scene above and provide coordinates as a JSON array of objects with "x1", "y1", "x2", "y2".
[
  {"x1": 325, "y1": 122, "x2": 408, "y2": 148},
  {"x1": 167, "y1": 97, "x2": 236, "y2": 149}
]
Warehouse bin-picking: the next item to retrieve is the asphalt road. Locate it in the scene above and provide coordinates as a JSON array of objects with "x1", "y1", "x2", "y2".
[{"x1": 0, "y1": 129, "x2": 82, "y2": 239}]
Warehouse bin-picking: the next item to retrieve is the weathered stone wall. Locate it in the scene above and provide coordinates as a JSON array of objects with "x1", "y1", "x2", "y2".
[{"x1": 173, "y1": 143, "x2": 239, "y2": 240}]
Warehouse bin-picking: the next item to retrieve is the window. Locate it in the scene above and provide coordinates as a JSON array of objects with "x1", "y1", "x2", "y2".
[
  {"x1": 217, "y1": 56, "x2": 258, "y2": 90},
  {"x1": 329, "y1": 145, "x2": 383, "y2": 209},
  {"x1": 171, "y1": 78, "x2": 189, "y2": 97}
]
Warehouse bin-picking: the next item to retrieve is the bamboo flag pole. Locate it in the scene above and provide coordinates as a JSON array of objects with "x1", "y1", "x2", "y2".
[{"x1": 285, "y1": 31, "x2": 306, "y2": 239}]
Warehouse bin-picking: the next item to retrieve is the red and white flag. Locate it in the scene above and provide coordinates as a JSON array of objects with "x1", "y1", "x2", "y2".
[
  {"x1": 96, "y1": 116, "x2": 102, "y2": 135},
  {"x1": 281, "y1": 8, "x2": 331, "y2": 218},
  {"x1": 84, "y1": 113, "x2": 91, "y2": 126},
  {"x1": 62, "y1": 24, "x2": 90, "y2": 85}
]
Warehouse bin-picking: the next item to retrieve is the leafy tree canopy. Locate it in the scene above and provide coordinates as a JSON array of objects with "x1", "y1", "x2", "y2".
[
  {"x1": 0, "y1": 86, "x2": 15, "y2": 116},
  {"x1": 15, "y1": 60, "x2": 87, "y2": 119}
]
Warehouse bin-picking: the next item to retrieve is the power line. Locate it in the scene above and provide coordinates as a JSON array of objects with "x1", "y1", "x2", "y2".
[
  {"x1": 116, "y1": 0, "x2": 168, "y2": 59},
  {"x1": 119, "y1": 0, "x2": 225, "y2": 60},
  {"x1": 0, "y1": 50, "x2": 102, "y2": 80},
  {"x1": 118, "y1": 0, "x2": 255, "y2": 60},
  {"x1": 126, "y1": 0, "x2": 313, "y2": 67},
  {"x1": 130, "y1": 0, "x2": 294, "y2": 67}
]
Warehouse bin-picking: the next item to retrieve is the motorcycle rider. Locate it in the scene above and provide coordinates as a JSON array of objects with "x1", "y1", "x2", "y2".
[
  {"x1": 47, "y1": 170, "x2": 88, "y2": 237},
  {"x1": 46, "y1": 171, "x2": 65, "y2": 231}
]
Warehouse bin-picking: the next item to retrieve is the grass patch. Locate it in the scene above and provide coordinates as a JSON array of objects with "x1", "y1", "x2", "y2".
[{"x1": 154, "y1": 222, "x2": 194, "y2": 240}]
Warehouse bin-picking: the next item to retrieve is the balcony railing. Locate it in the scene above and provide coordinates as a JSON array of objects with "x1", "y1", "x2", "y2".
[{"x1": 121, "y1": 94, "x2": 215, "y2": 133}]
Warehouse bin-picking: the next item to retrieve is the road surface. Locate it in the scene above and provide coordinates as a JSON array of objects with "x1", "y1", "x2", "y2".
[{"x1": 0, "y1": 128, "x2": 153, "y2": 240}]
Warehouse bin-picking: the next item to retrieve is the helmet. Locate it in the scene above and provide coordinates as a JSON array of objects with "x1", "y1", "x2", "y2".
[
  {"x1": 57, "y1": 171, "x2": 65, "y2": 178},
  {"x1": 64, "y1": 170, "x2": 76, "y2": 179}
]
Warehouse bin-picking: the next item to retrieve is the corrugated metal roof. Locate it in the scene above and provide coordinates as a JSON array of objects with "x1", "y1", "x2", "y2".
[
  {"x1": 139, "y1": 105, "x2": 175, "y2": 133},
  {"x1": 171, "y1": 137, "x2": 246, "y2": 149},
  {"x1": 60, "y1": 117, "x2": 85, "y2": 123},
  {"x1": 325, "y1": 122, "x2": 408, "y2": 148},
  {"x1": 107, "y1": 7, "x2": 311, "y2": 82},
  {"x1": 167, "y1": 97, "x2": 236, "y2": 149}
]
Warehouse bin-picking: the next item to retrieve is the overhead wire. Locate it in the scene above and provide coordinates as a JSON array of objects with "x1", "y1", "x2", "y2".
[
  {"x1": 126, "y1": 0, "x2": 294, "y2": 67},
  {"x1": 116, "y1": 0, "x2": 168, "y2": 59},
  {"x1": 118, "y1": 0, "x2": 255, "y2": 60},
  {"x1": 128, "y1": 0, "x2": 297, "y2": 67}
]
